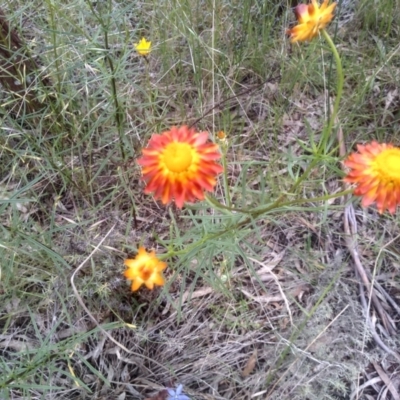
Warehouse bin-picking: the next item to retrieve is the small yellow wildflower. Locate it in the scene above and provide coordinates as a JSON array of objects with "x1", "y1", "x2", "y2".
[
  {"x1": 134, "y1": 37, "x2": 152, "y2": 56},
  {"x1": 124, "y1": 247, "x2": 166, "y2": 291}
]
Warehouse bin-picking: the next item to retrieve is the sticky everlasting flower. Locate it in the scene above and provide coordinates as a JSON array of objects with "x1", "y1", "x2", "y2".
[
  {"x1": 344, "y1": 141, "x2": 400, "y2": 214},
  {"x1": 124, "y1": 247, "x2": 166, "y2": 291},
  {"x1": 134, "y1": 37, "x2": 152, "y2": 56},
  {"x1": 137, "y1": 125, "x2": 223, "y2": 208},
  {"x1": 287, "y1": 0, "x2": 337, "y2": 42}
]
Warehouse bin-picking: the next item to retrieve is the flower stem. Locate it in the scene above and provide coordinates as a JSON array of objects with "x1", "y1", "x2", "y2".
[
  {"x1": 170, "y1": 188, "x2": 353, "y2": 261},
  {"x1": 290, "y1": 29, "x2": 344, "y2": 193},
  {"x1": 249, "y1": 188, "x2": 352, "y2": 218},
  {"x1": 220, "y1": 141, "x2": 231, "y2": 207},
  {"x1": 320, "y1": 28, "x2": 344, "y2": 150},
  {"x1": 85, "y1": 0, "x2": 126, "y2": 160}
]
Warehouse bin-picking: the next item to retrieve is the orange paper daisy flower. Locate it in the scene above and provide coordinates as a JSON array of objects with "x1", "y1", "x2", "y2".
[
  {"x1": 344, "y1": 141, "x2": 400, "y2": 214},
  {"x1": 287, "y1": 0, "x2": 337, "y2": 42},
  {"x1": 137, "y1": 125, "x2": 223, "y2": 208},
  {"x1": 124, "y1": 247, "x2": 167, "y2": 292}
]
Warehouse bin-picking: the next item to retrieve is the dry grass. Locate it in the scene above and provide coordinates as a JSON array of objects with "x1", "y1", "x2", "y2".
[{"x1": 1, "y1": 0, "x2": 400, "y2": 399}]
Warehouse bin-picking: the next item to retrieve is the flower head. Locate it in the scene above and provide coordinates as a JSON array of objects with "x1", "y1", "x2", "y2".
[
  {"x1": 134, "y1": 37, "x2": 152, "y2": 56},
  {"x1": 287, "y1": 0, "x2": 337, "y2": 42},
  {"x1": 217, "y1": 130, "x2": 226, "y2": 140},
  {"x1": 344, "y1": 141, "x2": 400, "y2": 214},
  {"x1": 124, "y1": 247, "x2": 166, "y2": 291},
  {"x1": 137, "y1": 125, "x2": 223, "y2": 208},
  {"x1": 167, "y1": 384, "x2": 191, "y2": 400}
]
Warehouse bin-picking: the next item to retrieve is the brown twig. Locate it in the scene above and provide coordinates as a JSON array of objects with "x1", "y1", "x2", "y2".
[
  {"x1": 343, "y1": 205, "x2": 397, "y2": 335},
  {"x1": 188, "y1": 73, "x2": 281, "y2": 128},
  {"x1": 372, "y1": 361, "x2": 400, "y2": 400},
  {"x1": 358, "y1": 273, "x2": 400, "y2": 362}
]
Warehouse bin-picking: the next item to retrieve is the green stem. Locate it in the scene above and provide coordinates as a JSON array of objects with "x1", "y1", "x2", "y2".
[
  {"x1": 104, "y1": 31, "x2": 126, "y2": 160},
  {"x1": 105, "y1": 0, "x2": 125, "y2": 160},
  {"x1": 320, "y1": 28, "x2": 344, "y2": 150},
  {"x1": 221, "y1": 142, "x2": 231, "y2": 207},
  {"x1": 289, "y1": 29, "x2": 344, "y2": 194},
  {"x1": 248, "y1": 188, "x2": 352, "y2": 219},
  {"x1": 166, "y1": 188, "x2": 352, "y2": 260},
  {"x1": 206, "y1": 182, "x2": 351, "y2": 217},
  {"x1": 85, "y1": 0, "x2": 126, "y2": 160}
]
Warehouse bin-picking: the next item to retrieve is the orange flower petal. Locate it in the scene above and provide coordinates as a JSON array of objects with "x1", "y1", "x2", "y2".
[
  {"x1": 137, "y1": 125, "x2": 223, "y2": 208},
  {"x1": 131, "y1": 278, "x2": 144, "y2": 292},
  {"x1": 344, "y1": 141, "x2": 400, "y2": 214}
]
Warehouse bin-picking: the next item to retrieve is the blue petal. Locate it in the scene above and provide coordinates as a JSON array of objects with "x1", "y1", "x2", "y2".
[
  {"x1": 167, "y1": 388, "x2": 176, "y2": 396},
  {"x1": 166, "y1": 385, "x2": 191, "y2": 400},
  {"x1": 175, "y1": 384, "x2": 183, "y2": 394}
]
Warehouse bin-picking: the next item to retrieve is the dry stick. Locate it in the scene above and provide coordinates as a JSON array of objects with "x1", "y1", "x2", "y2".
[
  {"x1": 358, "y1": 277, "x2": 400, "y2": 363},
  {"x1": 343, "y1": 205, "x2": 396, "y2": 335},
  {"x1": 188, "y1": 73, "x2": 281, "y2": 128},
  {"x1": 372, "y1": 361, "x2": 400, "y2": 400},
  {"x1": 372, "y1": 233, "x2": 400, "y2": 322},
  {"x1": 248, "y1": 256, "x2": 293, "y2": 327},
  {"x1": 364, "y1": 273, "x2": 400, "y2": 317},
  {"x1": 349, "y1": 377, "x2": 382, "y2": 400}
]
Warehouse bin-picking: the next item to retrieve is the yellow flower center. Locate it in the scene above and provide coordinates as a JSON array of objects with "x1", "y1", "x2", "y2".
[
  {"x1": 374, "y1": 148, "x2": 400, "y2": 182},
  {"x1": 162, "y1": 142, "x2": 193, "y2": 173}
]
